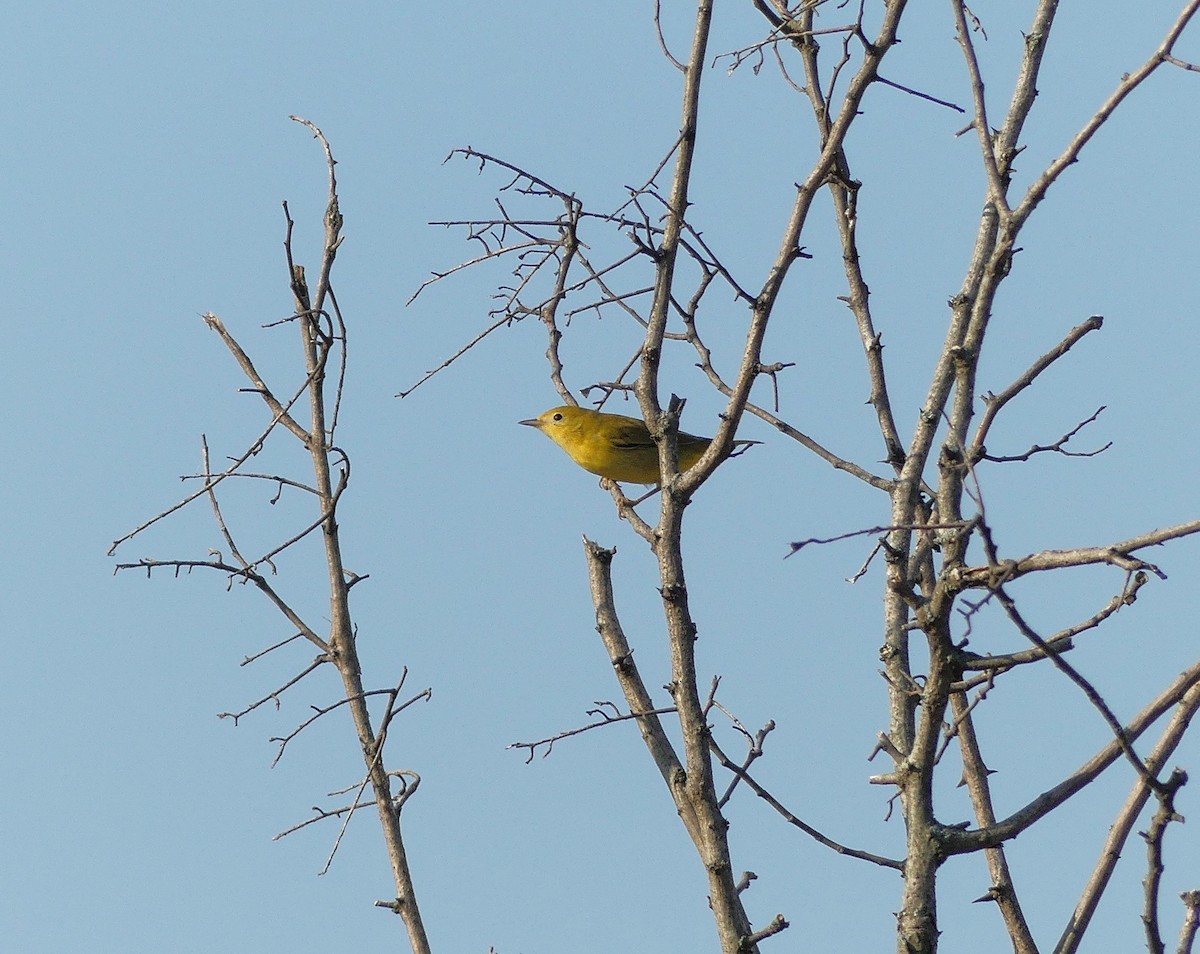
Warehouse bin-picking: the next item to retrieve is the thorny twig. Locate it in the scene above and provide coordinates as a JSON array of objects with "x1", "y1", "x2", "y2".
[
  {"x1": 979, "y1": 406, "x2": 1111, "y2": 463},
  {"x1": 508, "y1": 703, "x2": 679, "y2": 764}
]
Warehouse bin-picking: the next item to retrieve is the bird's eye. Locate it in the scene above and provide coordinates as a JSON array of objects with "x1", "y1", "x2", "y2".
[{"x1": 552, "y1": 413, "x2": 564, "y2": 421}]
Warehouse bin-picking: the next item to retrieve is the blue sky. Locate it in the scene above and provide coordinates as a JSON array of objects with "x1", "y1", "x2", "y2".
[{"x1": 6, "y1": 3, "x2": 1200, "y2": 952}]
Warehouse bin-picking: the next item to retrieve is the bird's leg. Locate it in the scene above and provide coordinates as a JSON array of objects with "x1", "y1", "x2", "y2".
[
  {"x1": 627, "y1": 484, "x2": 661, "y2": 506},
  {"x1": 600, "y1": 477, "x2": 659, "y2": 508}
]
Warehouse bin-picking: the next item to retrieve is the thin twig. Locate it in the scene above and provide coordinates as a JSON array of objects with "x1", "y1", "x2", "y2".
[
  {"x1": 507, "y1": 705, "x2": 679, "y2": 764},
  {"x1": 217, "y1": 655, "x2": 330, "y2": 728},
  {"x1": 709, "y1": 737, "x2": 904, "y2": 872},
  {"x1": 980, "y1": 407, "x2": 1110, "y2": 464},
  {"x1": 970, "y1": 316, "x2": 1104, "y2": 456},
  {"x1": 788, "y1": 521, "x2": 971, "y2": 557}
]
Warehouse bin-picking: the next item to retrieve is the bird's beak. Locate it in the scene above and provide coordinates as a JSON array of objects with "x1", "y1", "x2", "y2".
[{"x1": 519, "y1": 418, "x2": 541, "y2": 428}]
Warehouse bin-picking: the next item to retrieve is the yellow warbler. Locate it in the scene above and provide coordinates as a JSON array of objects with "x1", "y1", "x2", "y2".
[{"x1": 520, "y1": 405, "x2": 755, "y2": 484}]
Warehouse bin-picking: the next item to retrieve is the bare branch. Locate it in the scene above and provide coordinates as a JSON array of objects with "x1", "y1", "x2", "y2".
[
  {"x1": 1054, "y1": 679, "x2": 1200, "y2": 954},
  {"x1": 274, "y1": 797, "x2": 376, "y2": 840},
  {"x1": 743, "y1": 914, "x2": 791, "y2": 947},
  {"x1": 1142, "y1": 770, "x2": 1189, "y2": 954},
  {"x1": 950, "y1": 692, "x2": 1037, "y2": 953},
  {"x1": 945, "y1": 663, "x2": 1200, "y2": 855},
  {"x1": 653, "y1": 0, "x2": 686, "y2": 71},
  {"x1": 788, "y1": 521, "x2": 971, "y2": 557},
  {"x1": 1011, "y1": 1, "x2": 1200, "y2": 230},
  {"x1": 957, "y1": 570, "x2": 1149, "y2": 679},
  {"x1": 582, "y1": 538, "x2": 688, "y2": 803},
  {"x1": 952, "y1": 0, "x2": 1005, "y2": 202},
  {"x1": 678, "y1": 1, "x2": 911, "y2": 497},
  {"x1": 708, "y1": 692, "x2": 774, "y2": 808},
  {"x1": 992, "y1": 578, "x2": 1160, "y2": 790},
  {"x1": 874, "y1": 74, "x2": 965, "y2": 113},
  {"x1": 1179, "y1": 891, "x2": 1200, "y2": 954},
  {"x1": 181, "y1": 470, "x2": 320, "y2": 499},
  {"x1": 108, "y1": 356, "x2": 321, "y2": 556},
  {"x1": 971, "y1": 316, "x2": 1104, "y2": 457},
  {"x1": 980, "y1": 406, "x2": 1110, "y2": 464},
  {"x1": 397, "y1": 311, "x2": 522, "y2": 399},
  {"x1": 217, "y1": 655, "x2": 330, "y2": 728},
  {"x1": 709, "y1": 736, "x2": 904, "y2": 872},
  {"x1": 692, "y1": 380, "x2": 894, "y2": 492},
  {"x1": 115, "y1": 556, "x2": 331, "y2": 653},
  {"x1": 1165, "y1": 53, "x2": 1200, "y2": 71},
  {"x1": 203, "y1": 312, "x2": 311, "y2": 446},
  {"x1": 507, "y1": 704, "x2": 678, "y2": 764},
  {"x1": 240, "y1": 631, "x2": 305, "y2": 666},
  {"x1": 267, "y1": 683, "x2": 430, "y2": 767},
  {"x1": 956, "y1": 521, "x2": 1200, "y2": 587}
]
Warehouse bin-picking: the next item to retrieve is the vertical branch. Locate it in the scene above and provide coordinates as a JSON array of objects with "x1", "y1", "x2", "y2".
[
  {"x1": 289, "y1": 118, "x2": 430, "y2": 954},
  {"x1": 1142, "y1": 770, "x2": 1188, "y2": 954},
  {"x1": 798, "y1": 5, "x2": 905, "y2": 472},
  {"x1": 540, "y1": 197, "x2": 584, "y2": 405},
  {"x1": 950, "y1": 692, "x2": 1037, "y2": 953},
  {"x1": 1179, "y1": 891, "x2": 1200, "y2": 954},
  {"x1": 636, "y1": 0, "x2": 713, "y2": 433},
  {"x1": 993, "y1": 0, "x2": 1061, "y2": 181},
  {"x1": 640, "y1": 3, "x2": 913, "y2": 949},
  {"x1": 669, "y1": 1, "x2": 912, "y2": 507},
  {"x1": 626, "y1": 5, "x2": 761, "y2": 950},
  {"x1": 884, "y1": 7, "x2": 1075, "y2": 944},
  {"x1": 583, "y1": 539, "x2": 700, "y2": 842},
  {"x1": 951, "y1": 0, "x2": 1007, "y2": 203}
]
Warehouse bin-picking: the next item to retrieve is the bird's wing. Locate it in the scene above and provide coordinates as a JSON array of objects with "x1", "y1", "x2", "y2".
[{"x1": 606, "y1": 418, "x2": 657, "y2": 451}]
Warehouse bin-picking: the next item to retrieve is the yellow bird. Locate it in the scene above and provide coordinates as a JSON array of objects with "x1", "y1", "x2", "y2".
[{"x1": 520, "y1": 405, "x2": 755, "y2": 484}]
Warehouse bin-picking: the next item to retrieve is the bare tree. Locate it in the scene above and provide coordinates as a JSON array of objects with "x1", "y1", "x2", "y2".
[
  {"x1": 413, "y1": 3, "x2": 1200, "y2": 953},
  {"x1": 109, "y1": 120, "x2": 431, "y2": 954},
  {"x1": 111, "y1": 4, "x2": 1200, "y2": 954}
]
